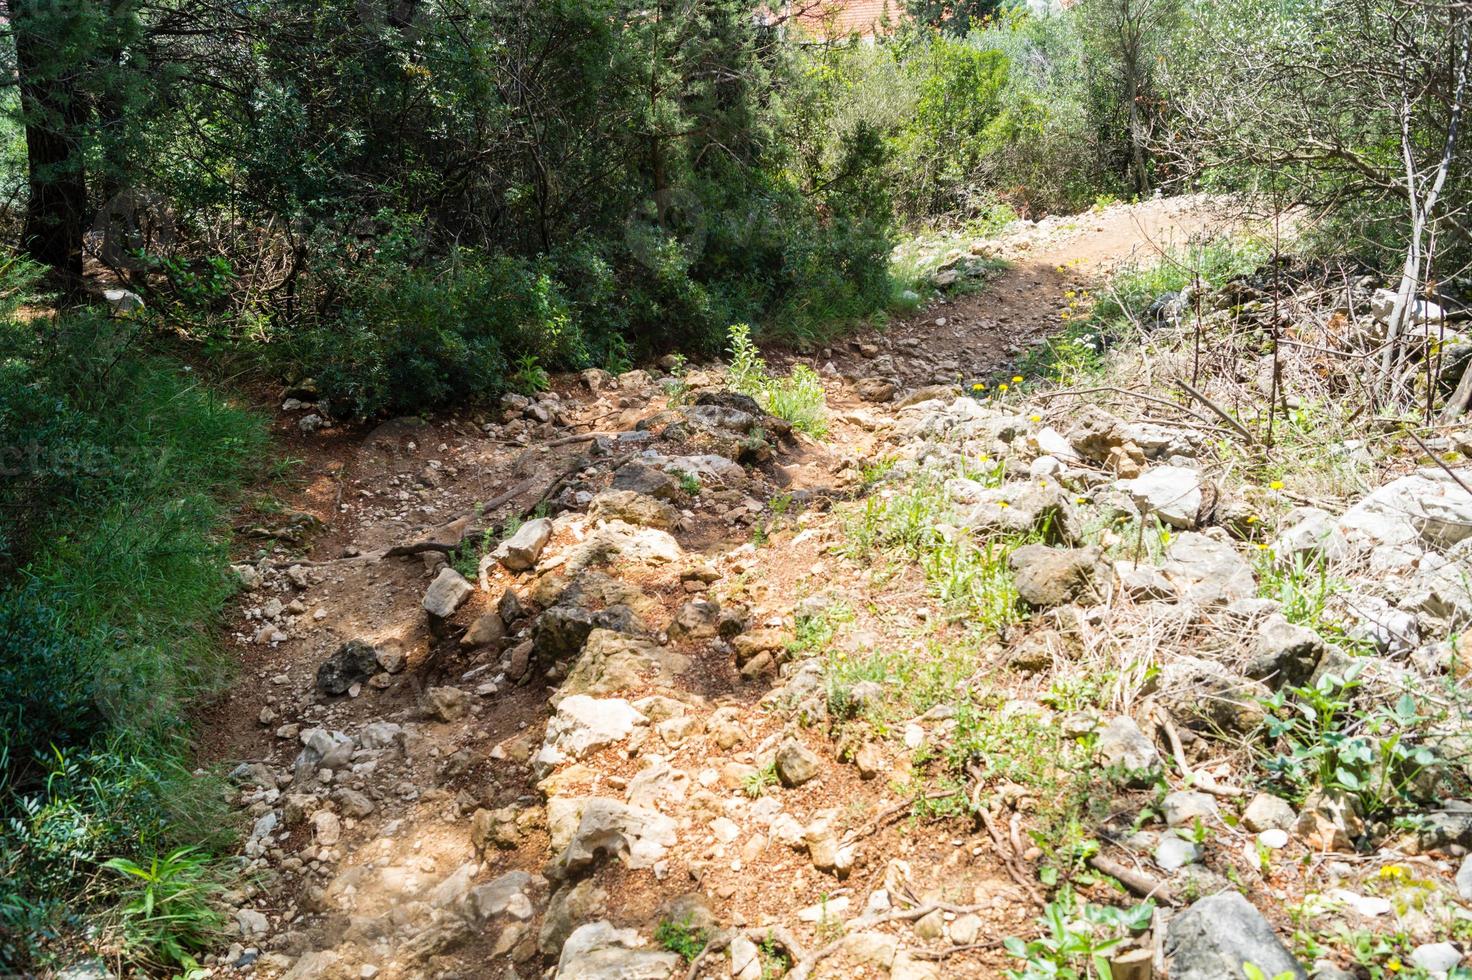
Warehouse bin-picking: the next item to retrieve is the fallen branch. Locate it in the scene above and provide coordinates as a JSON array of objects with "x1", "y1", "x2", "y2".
[
  {"x1": 1155, "y1": 711, "x2": 1245, "y2": 798},
  {"x1": 1089, "y1": 854, "x2": 1177, "y2": 906}
]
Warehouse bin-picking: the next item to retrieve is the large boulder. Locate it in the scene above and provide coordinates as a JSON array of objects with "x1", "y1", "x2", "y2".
[{"x1": 1164, "y1": 892, "x2": 1305, "y2": 980}]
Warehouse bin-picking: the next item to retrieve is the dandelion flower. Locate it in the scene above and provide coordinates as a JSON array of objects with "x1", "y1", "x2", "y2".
[
  {"x1": 1245, "y1": 515, "x2": 1258, "y2": 524},
  {"x1": 1012, "y1": 376, "x2": 1023, "y2": 384},
  {"x1": 998, "y1": 501, "x2": 1010, "y2": 508},
  {"x1": 971, "y1": 383, "x2": 983, "y2": 391},
  {"x1": 1029, "y1": 414, "x2": 1041, "y2": 422},
  {"x1": 1269, "y1": 480, "x2": 1284, "y2": 491},
  {"x1": 1076, "y1": 497, "x2": 1087, "y2": 505},
  {"x1": 998, "y1": 383, "x2": 1009, "y2": 393},
  {"x1": 1256, "y1": 543, "x2": 1270, "y2": 551}
]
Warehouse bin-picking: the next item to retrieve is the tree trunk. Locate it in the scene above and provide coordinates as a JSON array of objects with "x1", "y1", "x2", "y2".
[{"x1": 13, "y1": 0, "x2": 89, "y2": 284}]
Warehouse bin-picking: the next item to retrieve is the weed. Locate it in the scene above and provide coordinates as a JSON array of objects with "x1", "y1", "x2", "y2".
[
  {"x1": 654, "y1": 915, "x2": 708, "y2": 961},
  {"x1": 509, "y1": 353, "x2": 551, "y2": 395},
  {"x1": 1260, "y1": 667, "x2": 1452, "y2": 814},
  {"x1": 726, "y1": 324, "x2": 829, "y2": 437},
  {"x1": 742, "y1": 762, "x2": 780, "y2": 799},
  {"x1": 676, "y1": 471, "x2": 701, "y2": 496},
  {"x1": 1003, "y1": 886, "x2": 1153, "y2": 980},
  {"x1": 101, "y1": 846, "x2": 227, "y2": 972}
]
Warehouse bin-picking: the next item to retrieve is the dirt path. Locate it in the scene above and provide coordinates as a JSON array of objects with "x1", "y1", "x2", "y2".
[{"x1": 203, "y1": 197, "x2": 1231, "y2": 980}]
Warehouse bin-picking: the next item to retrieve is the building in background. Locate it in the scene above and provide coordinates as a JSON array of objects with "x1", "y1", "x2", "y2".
[{"x1": 768, "y1": 0, "x2": 902, "y2": 41}]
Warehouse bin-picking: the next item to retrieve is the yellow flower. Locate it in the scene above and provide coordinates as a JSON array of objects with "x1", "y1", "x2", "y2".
[
  {"x1": 1245, "y1": 515, "x2": 1258, "y2": 524},
  {"x1": 1012, "y1": 376, "x2": 1024, "y2": 384},
  {"x1": 1269, "y1": 480, "x2": 1285, "y2": 491},
  {"x1": 1064, "y1": 290, "x2": 1076, "y2": 299},
  {"x1": 998, "y1": 501, "x2": 1010, "y2": 508},
  {"x1": 998, "y1": 384, "x2": 1009, "y2": 393},
  {"x1": 1387, "y1": 958, "x2": 1402, "y2": 973},
  {"x1": 1256, "y1": 543, "x2": 1270, "y2": 551},
  {"x1": 971, "y1": 383, "x2": 983, "y2": 391},
  {"x1": 1076, "y1": 497, "x2": 1088, "y2": 505},
  {"x1": 1029, "y1": 414, "x2": 1042, "y2": 422}
]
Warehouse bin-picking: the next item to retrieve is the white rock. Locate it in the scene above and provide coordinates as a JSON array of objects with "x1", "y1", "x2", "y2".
[
  {"x1": 1155, "y1": 836, "x2": 1201, "y2": 871},
  {"x1": 494, "y1": 518, "x2": 553, "y2": 572},
  {"x1": 533, "y1": 696, "x2": 647, "y2": 778},
  {"x1": 1257, "y1": 829, "x2": 1289, "y2": 849},
  {"x1": 1410, "y1": 942, "x2": 1464, "y2": 975},
  {"x1": 422, "y1": 567, "x2": 474, "y2": 618},
  {"x1": 1118, "y1": 466, "x2": 1203, "y2": 529}
]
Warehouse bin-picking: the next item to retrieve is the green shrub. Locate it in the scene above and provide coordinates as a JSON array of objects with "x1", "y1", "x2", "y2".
[
  {"x1": 725, "y1": 324, "x2": 830, "y2": 437},
  {"x1": 0, "y1": 272, "x2": 264, "y2": 971},
  {"x1": 289, "y1": 247, "x2": 583, "y2": 419}
]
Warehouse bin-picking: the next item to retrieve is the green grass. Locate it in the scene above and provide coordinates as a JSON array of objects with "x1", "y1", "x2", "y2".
[
  {"x1": 0, "y1": 284, "x2": 267, "y2": 971},
  {"x1": 726, "y1": 323, "x2": 830, "y2": 437},
  {"x1": 841, "y1": 467, "x2": 1026, "y2": 636},
  {"x1": 1015, "y1": 236, "x2": 1269, "y2": 386},
  {"x1": 655, "y1": 916, "x2": 709, "y2": 961}
]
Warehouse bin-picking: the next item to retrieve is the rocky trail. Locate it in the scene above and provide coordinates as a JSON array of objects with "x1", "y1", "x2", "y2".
[{"x1": 202, "y1": 197, "x2": 1472, "y2": 980}]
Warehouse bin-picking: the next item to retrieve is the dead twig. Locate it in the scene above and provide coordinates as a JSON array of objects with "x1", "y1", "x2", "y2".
[{"x1": 1174, "y1": 376, "x2": 1258, "y2": 445}]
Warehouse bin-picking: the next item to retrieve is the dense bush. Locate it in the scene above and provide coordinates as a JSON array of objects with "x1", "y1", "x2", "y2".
[{"x1": 0, "y1": 264, "x2": 264, "y2": 971}]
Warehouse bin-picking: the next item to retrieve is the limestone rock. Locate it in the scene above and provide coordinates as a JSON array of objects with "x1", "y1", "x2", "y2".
[
  {"x1": 1094, "y1": 715, "x2": 1162, "y2": 785},
  {"x1": 496, "y1": 517, "x2": 553, "y2": 572},
  {"x1": 589, "y1": 490, "x2": 678, "y2": 530},
  {"x1": 423, "y1": 568, "x2": 474, "y2": 619},
  {"x1": 558, "y1": 630, "x2": 689, "y2": 700},
  {"x1": 1161, "y1": 532, "x2": 1256, "y2": 606},
  {"x1": 549, "y1": 797, "x2": 678, "y2": 873},
  {"x1": 775, "y1": 740, "x2": 821, "y2": 787},
  {"x1": 533, "y1": 695, "x2": 647, "y2": 777},
  {"x1": 1164, "y1": 892, "x2": 1306, "y2": 980},
  {"x1": 555, "y1": 921, "x2": 680, "y2": 979},
  {"x1": 1118, "y1": 465, "x2": 1204, "y2": 529},
  {"x1": 1009, "y1": 544, "x2": 1110, "y2": 608},
  {"x1": 1243, "y1": 793, "x2": 1296, "y2": 833}
]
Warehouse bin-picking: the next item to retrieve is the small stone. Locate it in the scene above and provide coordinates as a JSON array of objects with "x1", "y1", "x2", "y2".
[
  {"x1": 1095, "y1": 715, "x2": 1162, "y2": 785},
  {"x1": 1243, "y1": 793, "x2": 1297, "y2": 833},
  {"x1": 426, "y1": 686, "x2": 468, "y2": 722},
  {"x1": 1409, "y1": 942, "x2": 1463, "y2": 975},
  {"x1": 1258, "y1": 829, "x2": 1289, "y2": 849},
  {"x1": 913, "y1": 909, "x2": 945, "y2": 941},
  {"x1": 1163, "y1": 791, "x2": 1219, "y2": 828},
  {"x1": 775, "y1": 740, "x2": 821, "y2": 787},
  {"x1": 423, "y1": 568, "x2": 474, "y2": 618},
  {"x1": 949, "y1": 913, "x2": 982, "y2": 946},
  {"x1": 1155, "y1": 836, "x2": 1201, "y2": 871}
]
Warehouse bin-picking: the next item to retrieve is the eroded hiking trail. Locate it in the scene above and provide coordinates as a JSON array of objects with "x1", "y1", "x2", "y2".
[{"x1": 205, "y1": 198, "x2": 1240, "y2": 980}]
